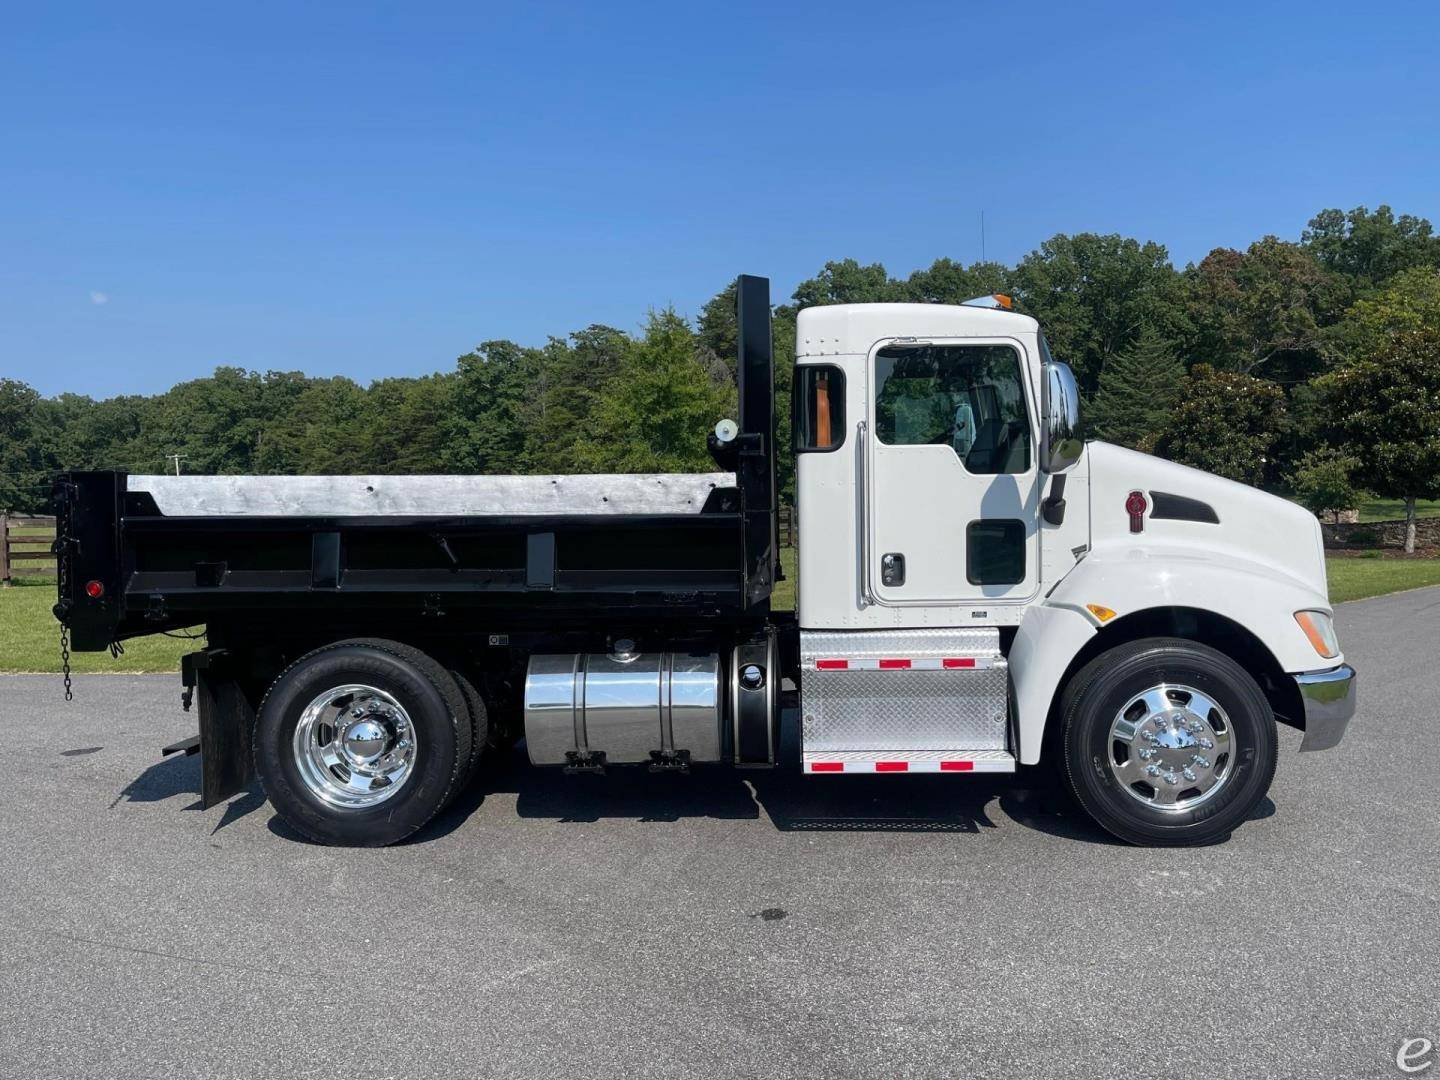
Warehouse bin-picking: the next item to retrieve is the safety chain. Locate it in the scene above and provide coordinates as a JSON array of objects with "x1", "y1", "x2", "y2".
[
  {"x1": 60, "y1": 624, "x2": 72, "y2": 702},
  {"x1": 54, "y1": 480, "x2": 74, "y2": 701}
]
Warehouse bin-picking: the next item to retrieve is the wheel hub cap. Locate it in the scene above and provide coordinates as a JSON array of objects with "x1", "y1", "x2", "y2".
[
  {"x1": 292, "y1": 685, "x2": 418, "y2": 809},
  {"x1": 340, "y1": 719, "x2": 391, "y2": 765},
  {"x1": 1107, "y1": 684, "x2": 1233, "y2": 813}
]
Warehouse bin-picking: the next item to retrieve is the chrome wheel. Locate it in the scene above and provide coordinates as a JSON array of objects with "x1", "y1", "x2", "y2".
[
  {"x1": 292, "y1": 684, "x2": 418, "y2": 809},
  {"x1": 1107, "y1": 683, "x2": 1233, "y2": 813}
]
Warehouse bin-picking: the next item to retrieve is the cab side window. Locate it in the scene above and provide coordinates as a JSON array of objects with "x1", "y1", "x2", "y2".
[
  {"x1": 794, "y1": 365, "x2": 846, "y2": 452},
  {"x1": 874, "y1": 344, "x2": 1031, "y2": 474}
]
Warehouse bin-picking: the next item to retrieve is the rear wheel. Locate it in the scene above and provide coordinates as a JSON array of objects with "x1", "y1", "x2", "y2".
[
  {"x1": 1061, "y1": 637, "x2": 1277, "y2": 846},
  {"x1": 254, "y1": 639, "x2": 469, "y2": 846}
]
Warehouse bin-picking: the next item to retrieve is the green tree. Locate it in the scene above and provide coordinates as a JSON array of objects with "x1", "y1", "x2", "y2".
[
  {"x1": 1290, "y1": 449, "x2": 1360, "y2": 523},
  {"x1": 1086, "y1": 327, "x2": 1184, "y2": 451},
  {"x1": 1317, "y1": 328, "x2": 1440, "y2": 553},
  {"x1": 1154, "y1": 364, "x2": 1288, "y2": 487},
  {"x1": 447, "y1": 340, "x2": 540, "y2": 473},
  {"x1": 256, "y1": 376, "x2": 372, "y2": 474},
  {"x1": 791, "y1": 259, "x2": 906, "y2": 307},
  {"x1": 1331, "y1": 266, "x2": 1440, "y2": 358},
  {"x1": 1010, "y1": 233, "x2": 1184, "y2": 393},
  {"x1": 363, "y1": 374, "x2": 459, "y2": 474},
  {"x1": 903, "y1": 258, "x2": 1011, "y2": 305},
  {"x1": 1183, "y1": 237, "x2": 1348, "y2": 379},
  {"x1": 0, "y1": 379, "x2": 47, "y2": 512},
  {"x1": 1302, "y1": 205, "x2": 1440, "y2": 288},
  {"x1": 575, "y1": 309, "x2": 736, "y2": 473}
]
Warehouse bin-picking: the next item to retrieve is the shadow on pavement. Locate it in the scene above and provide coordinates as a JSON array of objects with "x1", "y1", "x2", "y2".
[
  {"x1": 120, "y1": 712, "x2": 1272, "y2": 847},
  {"x1": 407, "y1": 742, "x2": 1127, "y2": 847},
  {"x1": 113, "y1": 750, "x2": 266, "y2": 834}
]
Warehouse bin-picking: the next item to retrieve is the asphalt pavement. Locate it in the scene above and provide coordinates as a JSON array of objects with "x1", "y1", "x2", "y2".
[{"x1": 2, "y1": 587, "x2": 1438, "y2": 1079}]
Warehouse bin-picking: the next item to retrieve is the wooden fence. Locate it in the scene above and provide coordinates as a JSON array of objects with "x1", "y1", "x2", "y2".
[
  {"x1": 778, "y1": 505, "x2": 796, "y2": 548},
  {"x1": 1, "y1": 514, "x2": 56, "y2": 584}
]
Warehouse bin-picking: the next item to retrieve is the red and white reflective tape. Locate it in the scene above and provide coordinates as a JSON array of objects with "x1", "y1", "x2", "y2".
[
  {"x1": 809, "y1": 656, "x2": 996, "y2": 672},
  {"x1": 802, "y1": 757, "x2": 1013, "y2": 775}
]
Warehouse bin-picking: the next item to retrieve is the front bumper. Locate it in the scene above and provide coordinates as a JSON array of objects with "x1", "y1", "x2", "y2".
[{"x1": 1294, "y1": 664, "x2": 1357, "y2": 751}]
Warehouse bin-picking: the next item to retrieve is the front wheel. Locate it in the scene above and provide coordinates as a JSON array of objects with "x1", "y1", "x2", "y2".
[{"x1": 1061, "y1": 637, "x2": 1278, "y2": 846}]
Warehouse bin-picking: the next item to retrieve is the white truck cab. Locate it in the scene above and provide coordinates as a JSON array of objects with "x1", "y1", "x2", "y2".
[{"x1": 791, "y1": 296, "x2": 1355, "y2": 843}]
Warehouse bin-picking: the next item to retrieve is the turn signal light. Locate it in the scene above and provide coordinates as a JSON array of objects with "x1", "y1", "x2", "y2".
[
  {"x1": 1294, "y1": 611, "x2": 1339, "y2": 659},
  {"x1": 85, "y1": 580, "x2": 105, "y2": 599},
  {"x1": 1086, "y1": 603, "x2": 1117, "y2": 623}
]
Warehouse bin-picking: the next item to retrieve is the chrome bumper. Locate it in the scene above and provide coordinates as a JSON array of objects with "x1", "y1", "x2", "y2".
[{"x1": 1294, "y1": 664, "x2": 1357, "y2": 751}]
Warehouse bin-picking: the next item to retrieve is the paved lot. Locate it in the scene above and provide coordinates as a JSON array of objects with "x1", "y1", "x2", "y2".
[{"x1": 2, "y1": 588, "x2": 1438, "y2": 1079}]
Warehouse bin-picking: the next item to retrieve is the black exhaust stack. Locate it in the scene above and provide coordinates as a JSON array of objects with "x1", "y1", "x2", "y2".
[{"x1": 735, "y1": 275, "x2": 777, "y2": 611}]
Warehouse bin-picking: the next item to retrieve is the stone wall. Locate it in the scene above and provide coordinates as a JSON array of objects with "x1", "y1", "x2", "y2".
[{"x1": 1321, "y1": 516, "x2": 1440, "y2": 549}]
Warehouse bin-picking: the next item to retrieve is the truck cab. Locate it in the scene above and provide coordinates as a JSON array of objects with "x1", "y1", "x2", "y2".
[
  {"x1": 52, "y1": 277, "x2": 1356, "y2": 848},
  {"x1": 789, "y1": 294, "x2": 1355, "y2": 841}
]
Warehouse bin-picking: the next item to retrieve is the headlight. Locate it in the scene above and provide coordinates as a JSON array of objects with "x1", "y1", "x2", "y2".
[{"x1": 1294, "y1": 610, "x2": 1340, "y2": 660}]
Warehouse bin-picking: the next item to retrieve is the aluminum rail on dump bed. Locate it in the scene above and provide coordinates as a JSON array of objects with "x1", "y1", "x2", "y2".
[{"x1": 126, "y1": 472, "x2": 736, "y2": 517}]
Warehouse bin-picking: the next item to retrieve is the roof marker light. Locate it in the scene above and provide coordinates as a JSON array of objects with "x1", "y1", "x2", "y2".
[{"x1": 961, "y1": 293, "x2": 1015, "y2": 310}]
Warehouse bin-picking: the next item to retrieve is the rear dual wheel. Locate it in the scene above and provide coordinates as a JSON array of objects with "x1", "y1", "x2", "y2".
[
  {"x1": 1061, "y1": 638, "x2": 1278, "y2": 846},
  {"x1": 254, "y1": 639, "x2": 487, "y2": 847}
]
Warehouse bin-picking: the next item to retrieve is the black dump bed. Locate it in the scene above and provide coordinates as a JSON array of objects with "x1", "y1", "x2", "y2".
[
  {"x1": 52, "y1": 470, "x2": 775, "y2": 651},
  {"x1": 52, "y1": 277, "x2": 780, "y2": 652}
]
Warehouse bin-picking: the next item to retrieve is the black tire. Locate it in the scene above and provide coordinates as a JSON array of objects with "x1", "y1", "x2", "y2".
[
  {"x1": 1060, "y1": 637, "x2": 1278, "y2": 846},
  {"x1": 253, "y1": 639, "x2": 471, "y2": 846},
  {"x1": 448, "y1": 666, "x2": 490, "y2": 786}
]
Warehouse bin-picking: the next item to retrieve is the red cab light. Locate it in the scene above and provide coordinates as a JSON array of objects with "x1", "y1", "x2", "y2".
[
  {"x1": 85, "y1": 580, "x2": 105, "y2": 599},
  {"x1": 1125, "y1": 491, "x2": 1148, "y2": 533}
]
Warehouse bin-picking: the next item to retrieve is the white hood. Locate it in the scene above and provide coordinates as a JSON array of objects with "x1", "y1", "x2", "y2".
[{"x1": 1084, "y1": 441, "x2": 1329, "y2": 600}]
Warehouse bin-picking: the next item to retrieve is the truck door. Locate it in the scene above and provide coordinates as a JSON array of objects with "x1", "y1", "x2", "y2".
[{"x1": 864, "y1": 338, "x2": 1042, "y2": 605}]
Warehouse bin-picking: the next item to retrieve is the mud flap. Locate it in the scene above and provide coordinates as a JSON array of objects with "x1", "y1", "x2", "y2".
[{"x1": 182, "y1": 650, "x2": 255, "y2": 809}]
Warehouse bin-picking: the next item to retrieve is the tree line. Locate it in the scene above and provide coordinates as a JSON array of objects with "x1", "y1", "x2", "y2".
[{"x1": 3, "y1": 204, "x2": 1439, "y2": 547}]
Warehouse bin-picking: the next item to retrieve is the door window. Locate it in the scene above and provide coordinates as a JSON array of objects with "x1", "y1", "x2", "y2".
[{"x1": 874, "y1": 344, "x2": 1031, "y2": 473}]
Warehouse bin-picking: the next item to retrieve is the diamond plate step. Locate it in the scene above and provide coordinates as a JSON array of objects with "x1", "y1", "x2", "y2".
[{"x1": 802, "y1": 749, "x2": 1016, "y2": 775}]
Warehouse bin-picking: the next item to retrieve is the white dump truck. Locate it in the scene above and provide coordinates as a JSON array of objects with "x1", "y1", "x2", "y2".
[{"x1": 53, "y1": 276, "x2": 1355, "y2": 846}]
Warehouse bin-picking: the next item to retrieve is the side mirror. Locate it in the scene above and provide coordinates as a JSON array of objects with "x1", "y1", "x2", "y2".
[{"x1": 1040, "y1": 361, "x2": 1083, "y2": 473}]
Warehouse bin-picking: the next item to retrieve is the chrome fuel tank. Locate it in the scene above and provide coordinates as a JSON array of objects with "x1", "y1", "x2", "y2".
[{"x1": 524, "y1": 647, "x2": 723, "y2": 767}]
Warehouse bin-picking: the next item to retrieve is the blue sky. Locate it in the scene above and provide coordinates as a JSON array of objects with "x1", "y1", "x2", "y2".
[{"x1": 3, "y1": 1, "x2": 1437, "y2": 397}]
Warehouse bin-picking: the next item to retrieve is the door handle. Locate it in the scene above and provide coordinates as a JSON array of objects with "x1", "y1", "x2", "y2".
[
  {"x1": 857, "y1": 419, "x2": 877, "y2": 606},
  {"x1": 881, "y1": 552, "x2": 906, "y2": 587}
]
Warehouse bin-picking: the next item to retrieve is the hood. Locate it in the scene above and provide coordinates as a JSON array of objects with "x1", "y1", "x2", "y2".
[{"x1": 1084, "y1": 441, "x2": 1330, "y2": 603}]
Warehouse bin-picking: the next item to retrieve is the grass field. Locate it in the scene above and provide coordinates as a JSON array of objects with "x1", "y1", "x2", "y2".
[
  {"x1": 1324, "y1": 555, "x2": 1440, "y2": 603},
  {"x1": 2, "y1": 551, "x2": 1435, "y2": 673},
  {"x1": 1354, "y1": 498, "x2": 1440, "y2": 523},
  {"x1": 0, "y1": 580, "x2": 199, "y2": 674}
]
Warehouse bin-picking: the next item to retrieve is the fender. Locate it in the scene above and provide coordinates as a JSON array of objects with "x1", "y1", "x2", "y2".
[{"x1": 1010, "y1": 543, "x2": 1338, "y2": 764}]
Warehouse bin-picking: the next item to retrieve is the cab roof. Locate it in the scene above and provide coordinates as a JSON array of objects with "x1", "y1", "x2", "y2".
[{"x1": 795, "y1": 303, "x2": 1039, "y2": 358}]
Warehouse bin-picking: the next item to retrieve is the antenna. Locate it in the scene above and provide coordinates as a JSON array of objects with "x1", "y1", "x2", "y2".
[{"x1": 165, "y1": 453, "x2": 187, "y2": 476}]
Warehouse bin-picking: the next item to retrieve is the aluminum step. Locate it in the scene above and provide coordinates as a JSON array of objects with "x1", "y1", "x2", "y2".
[
  {"x1": 800, "y1": 628, "x2": 1010, "y2": 754},
  {"x1": 802, "y1": 749, "x2": 1016, "y2": 775}
]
